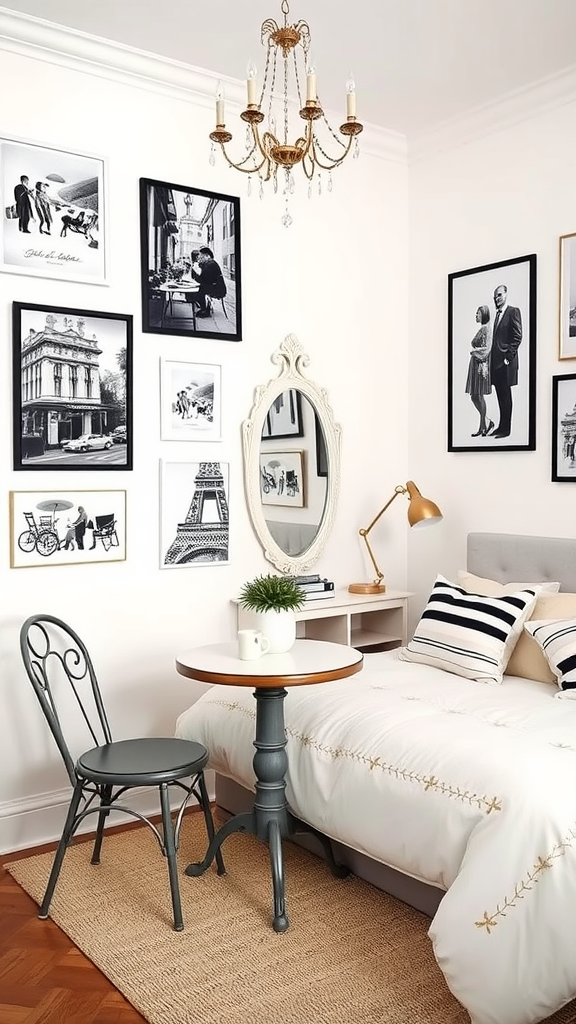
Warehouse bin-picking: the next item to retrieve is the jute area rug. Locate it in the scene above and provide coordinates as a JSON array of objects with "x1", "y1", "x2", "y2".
[{"x1": 7, "y1": 814, "x2": 576, "y2": 1024}]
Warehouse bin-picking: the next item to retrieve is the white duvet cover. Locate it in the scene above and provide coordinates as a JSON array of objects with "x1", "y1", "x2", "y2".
[{"x1": 175, "y1": 649, "x2": 576, "y2": 1024}]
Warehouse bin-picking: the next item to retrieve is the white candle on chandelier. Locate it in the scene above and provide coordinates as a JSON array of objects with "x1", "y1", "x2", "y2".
[
  {"x1": 215, "y1": 80, "x2": 225, "y2": 125},
  {"x1": 246, "y1": 59, "x2": 257, "y2": 106},
  {"x1": 306, "y1": 60, "x2": 317, "y2": 103},
  {"x1": 346, "y1": 72, "x2": 356, "y2": 118}
]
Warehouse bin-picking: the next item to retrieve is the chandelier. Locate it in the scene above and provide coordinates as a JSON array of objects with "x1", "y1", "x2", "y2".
[{"x1": 208, "y1": 0, "x2": 363, "y2": 226}]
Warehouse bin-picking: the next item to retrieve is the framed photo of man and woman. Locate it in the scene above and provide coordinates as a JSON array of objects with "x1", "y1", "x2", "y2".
[
  {"x1": 448, "y1": 253, "x2": 537, "y2": 453},
  {"x1": 140, "y1": 177, "x2": 242, "y2": 342},
  {"x1": 1, "y1": 135, "x2": 107, "y2": 284}
]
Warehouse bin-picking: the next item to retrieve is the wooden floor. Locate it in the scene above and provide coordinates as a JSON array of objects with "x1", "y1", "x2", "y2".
[{"x1": 1, "y1": 826, "x2": 157, "y2": 1024}]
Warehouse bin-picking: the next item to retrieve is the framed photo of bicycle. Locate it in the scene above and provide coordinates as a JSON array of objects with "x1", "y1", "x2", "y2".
[
  {"x1": 0, "y1": 135, "x2": 107, "y2": 284},
  {"x1": 12, "y1": 302, "x2": 133, "y2": 472},
  {"x1": 448, "y1": 253, "x2": 537, "y2": 453},
  {"x1": 559, "y1": 233, "x2": 576, "y2": 360},
  {"x1": 552, "y1": 374, "x2": 576, "y2": 482},
  {"x1": 139, "y1": 177, "x2": 242, "y2": 342},
  {"x1": 9, "y1": 489, "x2": 126, "y2": 569},
  {"x1": 260, "y1": 451, "x2": 305, "y2": 507}
]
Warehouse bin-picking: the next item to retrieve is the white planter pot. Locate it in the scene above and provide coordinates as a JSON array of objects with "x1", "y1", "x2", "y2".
[{"x1": 248, "y1": 609, "x2": 296, "y2": 654}]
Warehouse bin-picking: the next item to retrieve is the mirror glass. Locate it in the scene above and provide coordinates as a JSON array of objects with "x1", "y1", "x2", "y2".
[{"x1": 243, "y1": 335, "x2": 341, "y2": 574}]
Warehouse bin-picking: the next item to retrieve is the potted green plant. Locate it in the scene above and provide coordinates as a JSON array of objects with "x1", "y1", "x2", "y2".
[{"x1": 238, "y1": 574, "x2": 305, "y2": 653}]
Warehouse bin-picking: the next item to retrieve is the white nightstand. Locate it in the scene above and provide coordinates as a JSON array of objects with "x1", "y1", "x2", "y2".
[{"x1": 236, "y1": 589, "x2": 411, "y2": 652}]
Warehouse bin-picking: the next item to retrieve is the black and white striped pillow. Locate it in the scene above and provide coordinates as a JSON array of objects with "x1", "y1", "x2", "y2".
[
  {"x1": 524, "y1": 619, "x2": 576, "y2": 695},
  {"x1": 398, "y1": 574, "x2": 539, "y2": 684}
]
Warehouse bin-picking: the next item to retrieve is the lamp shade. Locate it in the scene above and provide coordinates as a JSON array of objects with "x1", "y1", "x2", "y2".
[{"x1": 406, "y1": 480, "x2": 443, "y2": 528}]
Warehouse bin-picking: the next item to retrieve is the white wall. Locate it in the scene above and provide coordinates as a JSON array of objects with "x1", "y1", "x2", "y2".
[
  {"x1": 0, "y1": 19, "x2": 410, "y2": 852},
  {"x1": 406, "y1": 90, "x2": 576, "y2": 623}
]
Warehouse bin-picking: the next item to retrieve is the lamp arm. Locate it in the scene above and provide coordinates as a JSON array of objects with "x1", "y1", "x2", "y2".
[
  {"x1": 360, "y1": 485, "x2": 406, "y2": 536},
  {"x1": 358, "y1": 485, "x2": 407, "y2": 585}
]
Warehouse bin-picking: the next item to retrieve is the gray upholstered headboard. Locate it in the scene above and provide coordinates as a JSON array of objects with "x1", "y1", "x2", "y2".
[{"x1": 467, "y1": 533, "x2": 576, "y2": 593}]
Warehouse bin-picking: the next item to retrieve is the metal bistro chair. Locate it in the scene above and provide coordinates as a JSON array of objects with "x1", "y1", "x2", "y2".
[{"x1": 19, "y1": 614, "x2": 225, "y2": 931}]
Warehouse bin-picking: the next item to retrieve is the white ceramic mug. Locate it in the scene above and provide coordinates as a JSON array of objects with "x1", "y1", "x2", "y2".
[{"x1": 237, "y1": 629, "x2": 270, "y2": 661}]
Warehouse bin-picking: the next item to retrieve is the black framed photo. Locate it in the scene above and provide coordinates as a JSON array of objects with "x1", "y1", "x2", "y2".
[
  {"x1": 448, "y1": 253, "x2": 537, "y2": 452},
  {"x1": 13, "y1": 302, "x2": 133, "y2": 471},
  {"x1": 140, "y1": 177, "x2": 241, "y2": 342},
  {"x1": 552, "y1": 374, "x2": 576, "y2": 481},
  {"x1": 315, "y1": 412, "x2": 328, "y2": 476},
  {"x1": 261, "y1": 389, "x2": 303, "y2": 440}
]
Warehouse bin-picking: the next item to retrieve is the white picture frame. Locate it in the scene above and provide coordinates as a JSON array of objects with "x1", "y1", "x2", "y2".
[
  {"x1": 559, "y1": 233, "x2": 576, "y2": 360},
  {"x1": 160, "y1": 460, "x2": 230, "y2": 568},
  {"x1": 10, "y1": 489, "x2": 126, "y2": 568},
  {"x1": 1, "y1": 135, "x2": 107, "y2": 285},
  {"x1": 160, "y1": 359, "x2": 222, "y2": 442},
  {"x1": 260, "y1": 451, "x2": 305, "y2": 507}
]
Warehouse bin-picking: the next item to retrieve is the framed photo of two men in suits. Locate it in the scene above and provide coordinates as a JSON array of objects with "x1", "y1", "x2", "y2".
[{"x1": 448, "y1": 253, "x2": 537, "y2": 453}]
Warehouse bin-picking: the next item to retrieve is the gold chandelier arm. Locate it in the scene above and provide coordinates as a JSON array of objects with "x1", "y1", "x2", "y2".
[
  {"x1": 310, "y1": 132, "x2": 354, "y2": 171},
  {"x1": 217, "y1": 142, "x2": 270, "y2": 176}
]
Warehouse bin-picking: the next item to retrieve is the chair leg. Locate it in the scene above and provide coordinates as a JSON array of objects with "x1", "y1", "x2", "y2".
[
  {"x1": 39, "y1": 782, "x2": 84, "y2": 919},
  {"x1": 159, "y1": 783, "x2": 184, "y2": 931},
  {"x1": 91, "y1": 784, "x2": 112, "y2": 864},
  {"x1": 221, "y1": 299, "x2": 228, "y2": 319},
  {"x1": 197, "y1": 771, "x2": 225, "y2": 876}
]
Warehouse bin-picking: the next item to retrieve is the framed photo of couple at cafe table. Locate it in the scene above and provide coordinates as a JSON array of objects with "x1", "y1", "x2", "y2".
[{"x1": 447, "y1": 253, "x2": 537, "y2": 453}]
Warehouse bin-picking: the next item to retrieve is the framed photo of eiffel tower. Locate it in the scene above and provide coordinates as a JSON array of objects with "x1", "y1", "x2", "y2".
[
  {"x1": 160, "y1": 460, "x2": 230, "y2": 568},
  {"x1": 140, "y1": 177, "x2": 241, "y2": 342}
]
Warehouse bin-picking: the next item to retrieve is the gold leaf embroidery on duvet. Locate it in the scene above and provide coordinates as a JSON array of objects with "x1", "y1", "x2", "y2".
[
  {"x1": 476, "y1": 830, "x2": 576, "y2": 934},
  {"x1": 206, "y1": 699, "x2": 503, "y2": 814}
]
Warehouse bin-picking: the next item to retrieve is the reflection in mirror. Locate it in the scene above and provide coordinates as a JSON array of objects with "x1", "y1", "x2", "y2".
[
  {"x1": 242, "y1": 334, "x2": 341, "y2": 574},
  {"x1": 260, "y1": 392, "x2": 328, "y2": 557}
]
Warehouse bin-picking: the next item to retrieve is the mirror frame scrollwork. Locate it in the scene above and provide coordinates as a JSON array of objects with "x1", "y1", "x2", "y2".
[{"x1": 242, "y1": 334, "x2": 342, "y2": 574}]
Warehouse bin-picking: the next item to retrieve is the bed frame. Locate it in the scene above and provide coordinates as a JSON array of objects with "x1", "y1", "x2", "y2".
[{"x1": 215, "y1": 532, "x2": 576, "y2": 916}]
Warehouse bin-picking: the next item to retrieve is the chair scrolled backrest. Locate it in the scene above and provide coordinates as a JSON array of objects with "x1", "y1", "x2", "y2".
[{"x1": 20, "y1": 614, "x2": 112, "y2": 785}]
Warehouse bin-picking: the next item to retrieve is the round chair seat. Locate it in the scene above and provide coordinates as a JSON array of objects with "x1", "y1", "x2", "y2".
[{"x1": 77, "y1": 737, "x2": 209, "y2": 785}]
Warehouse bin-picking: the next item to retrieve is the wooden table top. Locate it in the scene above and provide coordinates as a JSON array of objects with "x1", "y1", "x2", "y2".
[{"x1": 175, "y1": 639, "x2": 364, "y2": 688}]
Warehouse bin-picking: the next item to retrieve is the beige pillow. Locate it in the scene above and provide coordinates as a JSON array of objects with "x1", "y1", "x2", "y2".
[
  {"x1": 508, "y1": 593, "x2": 576, "y2": 682},
  {"x1": 457, "y1": 571, "x2": 560, "y2": 596},
  {"x1": 456, "y1": 574, "x2": 572, "y2": 683}
]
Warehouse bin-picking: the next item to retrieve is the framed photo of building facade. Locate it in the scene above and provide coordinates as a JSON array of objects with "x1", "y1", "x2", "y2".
[
  {"x1": 160, "y1": 460, "x2": 230, "y2": 568},
  {"x1": 448, "y1": 253, "x2": 537, "y2": 452},
  {"x1": 552, "y1": 373, "x2": 576, "y2": 481},
  {"x1": 140, "y1": 177, "x2": 241, "y2": 342},
  {"x1": 160, "y1": 359, "x2": 222, "y2": 441},
  {"x1": 559, "y1": 233, "x2": 576, "y2": 360},
  {"x1": 9, "y1": 489, "x2": 126, "y2": 568},
  {"x1": 13, "y1": 302, "x2": 133, "y2": 471},
  {"x1": 1, "y1": 135, "x2": 107, "y2": 284}
]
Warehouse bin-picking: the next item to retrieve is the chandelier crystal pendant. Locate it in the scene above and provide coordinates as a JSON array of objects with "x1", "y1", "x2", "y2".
[{"x1": 208, "y1": 0, "x2": 363, "y2": 226}]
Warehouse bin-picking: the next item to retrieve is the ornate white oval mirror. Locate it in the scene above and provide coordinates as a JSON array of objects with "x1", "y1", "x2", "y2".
[{"x1": 242, "y1": 334, "x2": 341, "y2": 574}]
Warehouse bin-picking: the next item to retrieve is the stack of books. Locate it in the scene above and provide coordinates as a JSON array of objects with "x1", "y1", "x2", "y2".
[{"x1": 290, "y1": 574, "x2": 335, "y2": 601}]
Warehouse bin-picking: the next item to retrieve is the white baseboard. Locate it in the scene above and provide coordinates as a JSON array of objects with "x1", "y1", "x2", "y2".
[{"x1": 0, "y1": 771, "x2": 216, "y2": 855}]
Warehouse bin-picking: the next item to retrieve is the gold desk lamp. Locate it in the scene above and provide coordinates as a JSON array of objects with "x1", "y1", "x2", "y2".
[{"x1": 348, "y1": 480, "x2": 443, "y2": 595}]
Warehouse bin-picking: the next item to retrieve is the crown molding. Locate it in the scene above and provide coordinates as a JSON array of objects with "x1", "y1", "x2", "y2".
[
  {"x1": 408, "y1": 64, "x2": 576, "y2": 162},
  {"x1": 0, "y1": 7, "x2": 405, "y2": 165}
]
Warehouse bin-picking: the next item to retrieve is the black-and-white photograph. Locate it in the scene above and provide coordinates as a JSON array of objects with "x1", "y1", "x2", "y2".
[
  {"x1": 559, "y1": 233, "x2": 576, "y2": 361},
  {"x1": 13, "y1": 302, "x2": 132, "y2": 471},
  {"x1": 160, "y1": 359, "x2": 221, "y2": 442},
  {"x1": 448, "y1": 254, "x2": 537, "y2": 452},
  {"x1": 140, "y1": 178, "x2": 241, "y2": 342},
  {"x1": 9, "y1": 489, "x2": 126, "y2": 568},
  {"x1": 160, "y1": 461, "x2": 230, "y2": 568},
  {"x1": 1, "y1": 136, "x2": 106, "y2": 284},
  {"x1": 260, "y1": 451, "x2": 304, "y2": 507},
  {"x1": 261, "y1": 389, "x2": 303, "y2": 439},
  {"x1": 552, "y1": 374, "x2": 576, "y2": 482}
]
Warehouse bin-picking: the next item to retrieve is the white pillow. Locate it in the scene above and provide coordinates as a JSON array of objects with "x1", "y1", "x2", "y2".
[
  {"x1": 523, "y1": 619, "x2": 576, "y2": 696},
  {"x1": 457, "y1": 571, "x2": 560, "y2": 596},
  {"x1": 399, "y1": 574, "x2": 539, "y2": 684}
]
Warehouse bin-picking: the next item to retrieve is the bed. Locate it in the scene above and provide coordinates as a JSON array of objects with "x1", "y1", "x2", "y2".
[{"x1": 175, "y1": 533, "x2": 576, "y2": 1024}]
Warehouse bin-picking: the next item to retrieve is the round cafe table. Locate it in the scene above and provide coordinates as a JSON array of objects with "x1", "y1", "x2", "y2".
[{"x1": 175, "y1": 639, "x2": 363, "y2": 932}]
